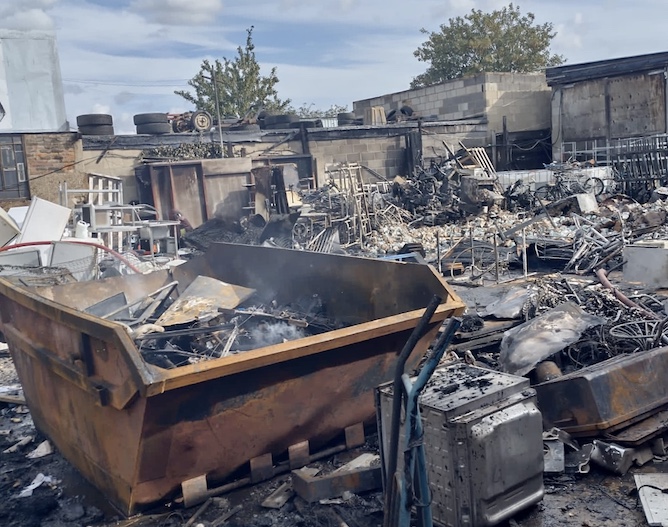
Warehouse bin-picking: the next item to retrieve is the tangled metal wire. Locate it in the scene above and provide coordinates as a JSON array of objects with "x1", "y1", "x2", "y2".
[{"x1": 523, "y1": 277, "x2": 668, "y2": 373}]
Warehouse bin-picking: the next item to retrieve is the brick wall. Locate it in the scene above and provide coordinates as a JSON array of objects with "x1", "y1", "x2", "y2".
[{"x1": 22, "y1": 132, "x2": 84, "y2": 206}]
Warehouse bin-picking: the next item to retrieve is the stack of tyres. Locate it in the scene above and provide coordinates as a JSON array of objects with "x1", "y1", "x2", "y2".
[
  {"x1": 263, "y1": 113, "x2": 299, "y2": 130},
  {"x1": 76, "y1": 114, "x2": 114, "y2": 135},
  {"x1": 134, "y1": 113, "x2": 171, "y2": 135},
  {"x1": 337, "y1": 111, "x2": 357, "y2": 126}
]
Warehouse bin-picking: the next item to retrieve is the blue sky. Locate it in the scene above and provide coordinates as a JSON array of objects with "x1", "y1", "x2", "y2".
[{"x1": 1, "y1": 0, "x2": 667, "y2": 133}]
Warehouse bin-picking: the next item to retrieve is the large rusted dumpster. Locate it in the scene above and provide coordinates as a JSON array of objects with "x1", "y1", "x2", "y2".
[{"x1": 0, "y1": 243, "x2": 465, "y2": 515}]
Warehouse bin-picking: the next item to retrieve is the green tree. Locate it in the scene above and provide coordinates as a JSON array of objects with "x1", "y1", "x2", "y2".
[
  {"x1": 175, "y1": 27, "x2": 291, "y2": 119},
  {"x1": 290, "y1": 103, "x2": 349, "y2": 118},
  {"x1": 411, "y1": 3, "x2": 564, "y2": 88}
]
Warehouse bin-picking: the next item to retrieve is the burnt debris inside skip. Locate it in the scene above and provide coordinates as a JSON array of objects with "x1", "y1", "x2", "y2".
[{"x1": 90, "y1": 273, "x2": 347, "y2": 370}]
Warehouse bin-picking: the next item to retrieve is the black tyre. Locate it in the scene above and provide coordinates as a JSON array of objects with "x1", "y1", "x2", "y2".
[
  {"x1": 190, "y1": 110, "x2": 213, "y2": 132},
  {"x1": 265, "y1": 114, "x2": 299, "y2": 125},
  {"x1": 386, "y1": 109, "x2": 397, "y2": 121},
  {"x1": 337, "y1": 112, "x2": 356, "y2": 121},
  {"x1": 338, "y1": 120, "x2": 355, "y2": 126},
  {"x1": 77, "y1": 114, "x2": 112, "y2": 126},
  {"x1": 399, "y1": 105, "x2": 414, "y2": 117},
  {"x1": 264, "y1": 123, "x2": 291, "y2": 130},
  {"x1": 136, "y1": 122, "x2": 172, "y2": 134},
  {"x1": 583, "y1": 177, "x2": 605, "y2": 196},
  {"x1": 534, "y1": 185, "x2": 551, "y2": 201},
  {"x1": 133, "y1": 113, "x2": 168, "y2": 125},
  {"x1": 79, "y1": 124, "x2": 114, "y2": 135},
  {"x1": 289, "y1": 120, "x2": 318, "y2": 128},
  {"x1": 172, "y1": 118, "x2": 190, "y2": 133},
  {"x1": 229, "y1": 123, "x2": 261, "y2": 132}
]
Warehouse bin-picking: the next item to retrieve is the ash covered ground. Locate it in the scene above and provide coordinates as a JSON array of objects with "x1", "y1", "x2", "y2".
[{"x1": 0, "y1": 345, "x2": 653, "y2": 527}]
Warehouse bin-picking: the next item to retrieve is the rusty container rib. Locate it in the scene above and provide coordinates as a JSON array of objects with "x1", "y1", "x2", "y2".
[{"x1": 0, "y1": 243, "x2": 465, "y2": 515}]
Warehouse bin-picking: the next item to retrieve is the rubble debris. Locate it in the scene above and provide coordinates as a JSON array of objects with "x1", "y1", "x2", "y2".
[
  {"x1": 542, "y1": 426, "x2": 581, "y2": 474},
  {"x1": 635, "y1": 473, "x2": 668, "y2": 527},
  {"x1": 3, "y1": 435, "x2": 33, "y2": 453},
  {"x1": 17, "y1": 472, "x2": 58, "y2": 498},
  {"x1": 292, "y1": 457, "x2": 382, "y2": 503},
  {"x1": 261, "y1": 481, "x2": 295, "y2": 509},
  {"x1": 499, "y1": 302, "x2": 605, "y2": 376},
  {"x1": 0, "y1": 242, "x2": 465, "y2": 515},
  {"x1": 137, "y1": 294, "x2": 344, "y2": 369},
  {"x1": 184, "y1": 497, "x2": 213, "y2": 527},
  {"x1": 0, "y1": 383, "x2": 25, "y2": 405},
  {"x1": 590, "y1": 440, "x2": 653, "y2": 475},
  {"x1": 155, "y1": 276, "x2": 256, "y2": 327},
  {"x1": 26, "y1": 439, "x2": 53, "y2": 459},
  {"x1": 564, "y1": 443, "x2": 593, "y2": 474},
  {"x1": 484, "y1": 286, "x2": 529, "y2": 319},
  {"x1": 543, "y1": 437, "x2": 565, "y2": 473}
]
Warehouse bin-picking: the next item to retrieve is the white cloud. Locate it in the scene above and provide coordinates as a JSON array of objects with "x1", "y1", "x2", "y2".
[
  {"x1": 130, "y1": 0, "x2": 224, "y2": 26},
  {"x1": 27, "y1": 0, "x2": 668, "y2": 136},
  {"x1": 0, "y1": 7, "x2": 55, "y2": 31}
]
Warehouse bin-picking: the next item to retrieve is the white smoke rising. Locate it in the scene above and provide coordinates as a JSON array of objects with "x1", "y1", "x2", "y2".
[{"x1": 249, "y1": 322, "x2": 306, "y2": 347}]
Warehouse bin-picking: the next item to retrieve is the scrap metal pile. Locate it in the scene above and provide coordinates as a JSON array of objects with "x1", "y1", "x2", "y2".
[
  {"x1": 445, "y1": 270, "x2": 668, "y2": 493},
  {"x1": 89, "y1": 275, "x2": 346, "y2": 370},
  {"x1": 463, "y1": 275, "x2": 666, "y2": 372}
]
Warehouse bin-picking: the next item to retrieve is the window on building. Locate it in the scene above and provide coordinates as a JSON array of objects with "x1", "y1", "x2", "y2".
[{"x1": 0, "y1": 135, "x2": 29, "y2": 200}]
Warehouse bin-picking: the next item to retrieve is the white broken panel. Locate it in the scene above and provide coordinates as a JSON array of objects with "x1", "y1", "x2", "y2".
[
  {"x1": 7, "y1": 205, "x2": 28, "y2": 230},
  {"x1": 0, "y1": 248, "x2": 41, "y2": 267},
  {"x1": 49, "y1": 241, "x2": 97, "y2": 282},
  {"x1": 0, "y1": 207, "x2": 20, "y2": 246},
  {"x1": 14, "y1": 197, "x2": 71, "y2": 244},
  {"x1": 635, "y1": 474, "x2": 668, "y2": 526}
]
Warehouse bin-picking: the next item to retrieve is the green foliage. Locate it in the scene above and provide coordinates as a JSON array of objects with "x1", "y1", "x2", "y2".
[
  {"x1": 411, "y1": 3, "x2": 565, "y2": 88},
  {"x1": 175, "y1": 27, "x2": 291, "y2": 118},
  {"x1": 289, "y1": 103, "x2": 349, "y2": 118}
]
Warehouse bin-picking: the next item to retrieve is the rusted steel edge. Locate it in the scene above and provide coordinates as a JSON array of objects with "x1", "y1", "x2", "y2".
[
  {"x1": 0, "y1": 278, "x2": 465, "y2": 398},
  {"x1": 0, "y1": 278, "x2": 157, "y2": 396},
  {"x1": 2, "y1": 325, "x2": 134, "y2": 409}
]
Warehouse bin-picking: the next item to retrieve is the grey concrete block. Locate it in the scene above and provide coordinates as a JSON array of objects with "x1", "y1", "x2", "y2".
[{"x1": 360, "y1": 151, "x2": 376, "y2": 163}]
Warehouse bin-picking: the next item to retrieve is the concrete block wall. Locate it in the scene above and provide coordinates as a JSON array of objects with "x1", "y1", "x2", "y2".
[
  {"x1": 309, "y1": 136, "x2": 405, "y2": 183},
  {"x1": 225, "y1": 123, "x2": 488, "y2": 184},
  {"x1": 484, "y1": 73, "x2": 551, "y2": 135},
  {"x1": 354, "y1": 72, "x2": 551, "y2": 145},
  {"x1": 23, "y1": 132, "x2": 84, "y2": 206},
  {"x1": 354, "y1": 73, "x2": 488, "y2": 122},
  {"x1": 420, "y1": 123, "x2": 488, "y2": 161}
]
